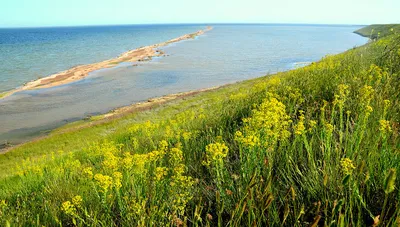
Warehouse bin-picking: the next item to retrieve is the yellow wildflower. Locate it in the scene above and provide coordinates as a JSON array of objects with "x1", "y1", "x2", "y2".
[
  {"x1": 340, "y1": 158, "x2": 356, "y2": 175},
  {"x1": 295, "y1": 113, "x2": 306, "y2": 135},
  {"x1": 383, "y1": 99, "x2": 391, "y2": 117},
  {"x1": 113, "y1": 172, "x2": 123, "y2": 189},
  {"x1": 335, "y1": 84, "x2": 350, "y2": 107},
  {"x1": 384, "y1": 100, "x2": 391, "y2": 109},
  {"x1": 182, "y1": 132, "x2": 192, "y2": 142},
  {"x1": 309, "y1": 120, "x2": 317, "y2": 131},
  {"x1": 61, "y1": 201, "x2": 76, "y2": 216},
  {"x1": 360, "y1": 85, "x2": 374, "y2": 105},
  {"x1": 242, "y1": 95, "x2": 291, "y2": 148},
  {"x1": 366, "y1": 105, "x2": 373, "y2": 114},
  {"x1": 158, "y1": 140, "x2": 169, "y2": 152},
  {"x1": 324, "y1": 123, "x2": 334, "y2": 134},
  {"x1": 203, "y1": 142, "x2": 229, "y2": 166},
  {"x1": 122, "y1": 152, "x2": 134, "y2": 169},
  {"x1": 379, "y1": 120, "x2": 392, "y2": 133},
  {"x1": 170, "y1": 147, "x2": 184, "y2": 165},
  {"x1": 234, "y1": 131, "x2": 243, "y2": 140},
  {"x1": 83, "y1": 167, "x2": 93, "y2": 178},
  {"x1": 241, "y1": 135, "x2": 260, "y2": 147},
  {"x1": 72, "y1": 196, "x2": 83, "y2": 208},
  {"x1": 102, "y1": 151, "x2": 119, "y2": 170},
  {"x1": 94, "y1": 174, "x2": 113, "y2": 192},
  {"x1": 154, "y1": 167, "x2": 168, "y2": 181}
]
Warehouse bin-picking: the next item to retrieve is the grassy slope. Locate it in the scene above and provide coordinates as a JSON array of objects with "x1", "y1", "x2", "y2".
[
  {"x1": 354, "y1": 24, "x2": 400, "y2": 39},
  {"x1": 0, "y1": 25, "x2": 400, "y2": 226},
  {"x1": 0, "y1": 80, "x2": 257, "y2": 179}
]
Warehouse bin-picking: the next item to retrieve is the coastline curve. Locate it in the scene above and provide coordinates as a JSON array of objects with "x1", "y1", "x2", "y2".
[{"x1": 0, "y1": 26, "x2": 213, "y2": 100}]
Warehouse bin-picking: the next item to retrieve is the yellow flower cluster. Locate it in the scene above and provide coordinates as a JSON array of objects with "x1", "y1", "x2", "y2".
[
  {"x1": 170, "y1": 147, "x2": 183, "y2": 165},
  {"x1": 367, "y1": 64, "x2": 389, "y2": 85},
  {"x1": 309, "y1": 120, "x2": 317, "y2": 131},
  {"x1": 340, "y1": 158, "x2": 356, "y2": 175},
  {"x1": 235, "y1": 131, "x2": 260, "y2": 148},
  {"x1": 113, "y1": 172, "x2": 123, "y2": 190},
  {"x1": 167, "y1": 146, "x2": 195, "y2": 216},
  {"x1": 72, "y1": 196, "x2": 83, "y2": 208},
  {"x1": 83, "y1": 167, "x2": 93, "y2": 178},
  {"x1": 287, "y1": 87, "x2": 304, "y2": 104},
  {"x1": 241, "y1": 94, "x2": 291, "y2": 148},
  {"x1": 334, "y1": 84, "x2": 350, "y2": 108},
  {"x1": 294, "y1": 113, "x2": 306, "y2": 135},
  {"x1": 60, "y1": 195, "x2": 84, "y2": 218},
  {"x1": 94, "y1": 174, "x2": 113, "y2": 192},
  {"x1": 366, "y1": 105, "x2": 373, "y2": 114},
  {"x1": 359, "y1": 85, "x2": 374, "y2": 106},
  {"x1": 379, "y1": 120, "x2": 392, "y2": 133},
  {"x1": 383, "y1": 99, "x2": 391, "y2": 117},
  {"x1": 102, "y1": 146, "x2": 120, "y2": 170},
  {"x1": 159, "y1": 140, "x2": 169, "y2": 152},
  {"x1": 154, "y1": 167, "x2": 168, "y2": 181},
  {"x1": 203, "y1": 142, "x2": 229, "y2": 166},
  {"x1": 182, "y1": 132, "x2": 192, "y2": 142},
  {"x1": 61, "y1": 201, "x2": 77, "y2": 216},
  {"x1": 324, "y1": 123, "x2": 334, "y2": 134},
  {"x1": 122, "y1": 152, "x2": 134, "y2": 170}
]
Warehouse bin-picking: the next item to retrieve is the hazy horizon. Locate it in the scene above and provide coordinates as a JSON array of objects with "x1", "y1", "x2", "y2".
[
  {"x1": 0, "y1": 22, "x2": 369, "y2": 29},
  {"x1": 1, "y1": 0, "x2": 399, "y2": 28}
]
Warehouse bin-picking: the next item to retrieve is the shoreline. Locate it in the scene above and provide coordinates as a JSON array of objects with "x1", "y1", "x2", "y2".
[
  {"x1": 0, "y1": 26, "x2": 213, "y2": 99},
  {"x1": 0, "y1": 26, "x2": 367, "y2": 153},
  {"x1": 0, "y1": 84, "x2": 226, "y2": 154}
]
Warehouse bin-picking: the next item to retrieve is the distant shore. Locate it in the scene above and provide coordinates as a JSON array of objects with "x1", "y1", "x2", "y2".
[{"x1": 0, "y1": 26, "x2": 212, "y2": 100}]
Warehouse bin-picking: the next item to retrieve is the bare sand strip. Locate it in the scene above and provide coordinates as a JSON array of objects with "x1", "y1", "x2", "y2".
[{"x1": 0, "y1": 26, "x2": 212, "y2": 99}]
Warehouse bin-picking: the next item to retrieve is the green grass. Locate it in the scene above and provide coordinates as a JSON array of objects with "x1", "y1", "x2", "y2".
[
  {"x1": 0, "y1": 79, "x2": 259, "y2": 180},
  {"x1": 354, "y1": 24, "x2": 400, "y2": 39},
  {"x1": 0, "y1": 25, "x2": 400, "y2": 226}
]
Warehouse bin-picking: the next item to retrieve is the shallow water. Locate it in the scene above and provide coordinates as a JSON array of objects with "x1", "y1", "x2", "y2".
[
  {"x1": 0, "y1": 24, "x2": 203, "y2": 92},
  {"x1": 0, "y1": 24, "x2": 367, "y2": 144}
]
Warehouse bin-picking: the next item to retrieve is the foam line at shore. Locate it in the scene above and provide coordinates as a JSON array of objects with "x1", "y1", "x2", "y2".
[{"x1": 0, "y1": 26, "x2": 213, "y2": 100}]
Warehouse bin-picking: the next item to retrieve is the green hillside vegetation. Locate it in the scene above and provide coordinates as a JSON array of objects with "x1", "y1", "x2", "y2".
[
  {"x1": 354, "y1": 24, "x2": 400, "y2": 39},
  {"x1": 0, "y1": 25, "x2": 400, "y2": 226}
]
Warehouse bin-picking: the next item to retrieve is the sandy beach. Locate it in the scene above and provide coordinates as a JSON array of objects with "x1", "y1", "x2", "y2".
[{"x1": 0, "y1": 26, "x2": 212, "y2": 99}]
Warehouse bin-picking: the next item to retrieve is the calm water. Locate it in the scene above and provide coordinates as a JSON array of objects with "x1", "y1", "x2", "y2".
[{"x1": 0, "y1": 24, "x2": 367, "y2": 144}]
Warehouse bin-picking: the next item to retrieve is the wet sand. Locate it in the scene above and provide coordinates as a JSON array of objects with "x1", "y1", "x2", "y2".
[{"x1": 0, "y1": 26, "x2": 212, "y2": 99}]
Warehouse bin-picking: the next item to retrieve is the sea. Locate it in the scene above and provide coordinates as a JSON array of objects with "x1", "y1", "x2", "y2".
[{"x1": 0, "y1": 24, "x2": 367, "y2": 144}]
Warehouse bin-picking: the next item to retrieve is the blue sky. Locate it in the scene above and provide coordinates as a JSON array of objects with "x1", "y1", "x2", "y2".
[{"x1": 1, "y1": 0, "x2": 399, "y2": 28}]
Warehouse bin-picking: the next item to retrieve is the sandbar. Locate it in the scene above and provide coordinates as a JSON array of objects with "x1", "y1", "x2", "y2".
[{"x1": 0, "y1": 26, "x2": 213, "y2": 99}]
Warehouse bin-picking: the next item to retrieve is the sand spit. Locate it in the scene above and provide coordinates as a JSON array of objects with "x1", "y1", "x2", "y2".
[{"x1": 0, "y1": 26, "x2": 213, "y2": 99}]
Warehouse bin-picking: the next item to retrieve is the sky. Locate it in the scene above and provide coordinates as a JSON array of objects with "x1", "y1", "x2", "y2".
[{"x1": 0, "y1": 0, "x2": 399, "y2": 28}]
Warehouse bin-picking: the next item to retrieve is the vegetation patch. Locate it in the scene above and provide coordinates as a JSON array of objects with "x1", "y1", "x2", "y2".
[{"x1": 1, "y1": 25, "x2": 400, "y2": 226}]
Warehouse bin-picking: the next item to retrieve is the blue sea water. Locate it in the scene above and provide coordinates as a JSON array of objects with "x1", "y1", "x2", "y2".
[
  {"x1": 0, "y1": 24, "x2": 367, "y2": 143},
  {"x1": 0, "y1": 24, "x2": 203, "y2": 92}
]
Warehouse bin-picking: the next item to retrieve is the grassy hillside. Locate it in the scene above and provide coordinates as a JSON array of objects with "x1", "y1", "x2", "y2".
[
  {"x1": 354, "y1": 24, "x2": 400, "y2": 39},
  {"x1": 0, "y1": 25, "x2": 400, "y2": 226}
]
